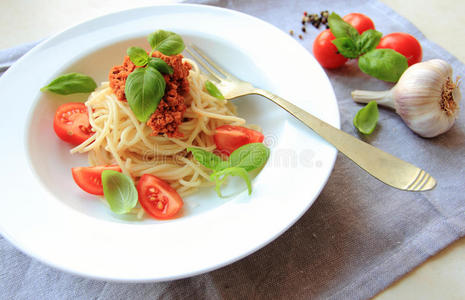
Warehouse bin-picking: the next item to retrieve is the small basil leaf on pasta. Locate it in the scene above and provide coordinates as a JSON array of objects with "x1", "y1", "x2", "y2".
[
  {"x1": 210, "y1": 167, "x2": 252, "y2": 197},
  {"x1": 229, "y1": 143, "x2": 270, "y2": 172},
  {"x1": 148, "y1": 57, "x2": 174, "y2": 75},
  {"x1": 127, "y1": 46, "x2": 149, "y2": 66},
  {"x1": 187, "y1": 147, "x2": 227, "y2": 171},
  {"x1": 125, "y1": 66, "x2": 166, "y2": 122},
  {"x1": 41, "y1": 72, "x2": 97, "y2": 95},
  {"x1": 148, "y1": 30, "x2": 185, "y2": 56},
  {"x1": 205, "y1": 80, "x2": 225, "y2": 100},
  {"x1": 101, "y1": 170, "x2": 138, "y2": 214}
]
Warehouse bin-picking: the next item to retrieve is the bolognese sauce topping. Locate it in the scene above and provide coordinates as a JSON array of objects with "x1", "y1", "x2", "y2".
[{"x1": 108, "y1": 51, "x2": 191, "y2": 137}]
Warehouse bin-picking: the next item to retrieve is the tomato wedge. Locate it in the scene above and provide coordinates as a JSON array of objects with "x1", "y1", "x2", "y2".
[
  {"x1": 54, "y1": 102, "x2": 93, "y2": 145},
  {"x1": 214, "y1": 125, "x2": 265, "y2": 155},
  {"x1": 137, "y1": 174, "x2": 183, "y2": 220},
  {"x1": 72, "y1": 165, "x2": 122, "y2": 195}
]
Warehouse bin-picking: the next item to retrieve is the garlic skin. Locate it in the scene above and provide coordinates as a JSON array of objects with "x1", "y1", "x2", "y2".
[{"x1": 351, "y1": 59, "x2": 461, "y2": 138}]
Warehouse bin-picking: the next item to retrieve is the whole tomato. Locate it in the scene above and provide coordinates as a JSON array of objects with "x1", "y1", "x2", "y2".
[
  {"x1": 343, "y1": 13, "x2": 375, "y2": 34},
  {"x1": 376, "y1": 32, "x2": 422, "y2": 66},
  {"x1": 313, "y1": 29, "x2": 348, "y2": 69}
]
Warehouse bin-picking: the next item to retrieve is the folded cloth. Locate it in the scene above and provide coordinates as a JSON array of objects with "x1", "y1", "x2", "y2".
[{"x1": 1, "y1": 0, "x2": 465, "y2": 299}]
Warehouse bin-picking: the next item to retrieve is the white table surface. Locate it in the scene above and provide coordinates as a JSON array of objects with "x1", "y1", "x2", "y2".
[{"x1": 1, "y1": 0, "x2": 464, "y2": 299}]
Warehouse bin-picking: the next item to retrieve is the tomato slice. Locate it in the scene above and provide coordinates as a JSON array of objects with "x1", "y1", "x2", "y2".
[
  {"x1": 137, "y1": 174, "x2": 183, "y2": 220},
  {"x1": 54, "y1": 102, "x2": 93, "y2": 145},
  {"x1": 72, "y1": 165, "x2": 122, "y2": 195},
  {"x1": 214, "y1": 125, "x2": 265, "y2": 155}
]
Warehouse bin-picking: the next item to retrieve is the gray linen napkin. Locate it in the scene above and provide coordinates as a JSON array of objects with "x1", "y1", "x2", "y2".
[{"x1": 1, "y1": 0, "x2": 465, "y2": 299}]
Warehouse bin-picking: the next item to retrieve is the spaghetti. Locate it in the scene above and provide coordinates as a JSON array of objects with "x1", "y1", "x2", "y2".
[{"x1": 71, "y1": 58, "x2": 246, "y2": 197}]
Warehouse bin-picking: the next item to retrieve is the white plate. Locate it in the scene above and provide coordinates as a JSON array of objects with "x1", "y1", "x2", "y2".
[{"x1": 0, "y1": 4, "x2": 339, "y2": 281}]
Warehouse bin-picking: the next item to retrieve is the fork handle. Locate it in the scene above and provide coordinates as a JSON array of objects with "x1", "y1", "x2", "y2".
[{"x1": 255, "y1": 89, "x2": 436, "y2": 191}]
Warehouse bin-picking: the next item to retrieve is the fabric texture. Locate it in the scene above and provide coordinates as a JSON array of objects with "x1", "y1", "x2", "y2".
[{"x1": 1, "y1": 0, "x2": 465, "y2": 299}]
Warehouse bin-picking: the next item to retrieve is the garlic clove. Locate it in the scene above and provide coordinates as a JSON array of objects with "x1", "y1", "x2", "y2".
[{"x1": 352, "y1": 59, "x2": 461, "y2": 138}]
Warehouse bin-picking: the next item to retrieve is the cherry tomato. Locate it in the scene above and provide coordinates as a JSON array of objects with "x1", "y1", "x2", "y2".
[
  {"x1": 137, "y1": 174, "x2": 183, "y2": 220},
  {"x1": 376, "y1": 32, "x2": 422, "y2": 66},
  {"x1": 214, "y1": 125, "x2": 265, "y2": 155},
  {"x1": 343, "y1": 13, "x2": 375, "y2": 34},
  {"x1": 313, "y1": 29, "x2": 348, "y2": 69},
  {"x1": 72, "y1": 165, "x2": 122, "y2": 195},
  {"x1": 54, "y1": 102, "x2": 93, "y2": 145}
]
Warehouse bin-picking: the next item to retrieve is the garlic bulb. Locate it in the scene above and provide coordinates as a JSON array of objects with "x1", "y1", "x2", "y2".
[{"x1": 351, "y1": 59, "x2": 461, "y2": 138}]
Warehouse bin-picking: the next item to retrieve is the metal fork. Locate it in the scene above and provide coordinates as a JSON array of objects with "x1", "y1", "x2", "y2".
[{"x1": 186, "y1": 45, "x2": 436, "y2": 191}]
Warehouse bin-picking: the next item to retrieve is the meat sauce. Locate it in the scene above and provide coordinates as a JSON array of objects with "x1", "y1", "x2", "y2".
[{"x1": 109, "y1": 52, "x2": 191, "y2": 137}]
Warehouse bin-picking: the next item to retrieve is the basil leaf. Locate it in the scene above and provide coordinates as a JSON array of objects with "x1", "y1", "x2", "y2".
[
  {"x1": 127, "y1": 47, "x2": 149, "y2": 66},
  {"x1": 205, "y1": 80, "x2": 225, "y2": 100},
  {"x1": 328, "y1": 12, "x2": 359, "y2": 40},
  {"x1": 356, "y1": 29, "x2": 382, "y2": 55},
  {"x1": 358, "y1": 49, "x2": 408, "y2": 82},
  {"x1": 353, "y1": 101, "x2": 379, "y2": 135},
  {"x1": 332, "y1": 37, "x2": 359, "y2": 59},
  {"x1": 101, "y1": 170, "x2": 138, "y2": 214},
  {"x1": 147, "y1": 30, "x2": 185, "y2": 56},
  {"x1": 148, "y1": 57, "x2": 174, "y2": 75},
  {"x1": 41, "y1": 72, "x2": 97, "y2": 95},
  {"x1": 210, "y1": 167, "x2": 252, "y2": 197},
  {"x1": 125, "y1": 66, "x2": 166, "y2": 122},
  {"x1": 229, "y1": 143, "x2": 270, "y2": 172},
  {"x1": 187, "y1": 147, "x2": 226, "y2": 171}
]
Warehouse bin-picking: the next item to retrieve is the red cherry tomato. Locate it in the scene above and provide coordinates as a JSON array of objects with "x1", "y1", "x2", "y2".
[
  {"x1": 343, "y1": 13, "x2": 375, "y2": 34},
  {"x1": 72, "y1": 165, "x2": 122, "y2": 195},
  {"x1": 214, "y1": 125, "x2": 265, "y2": 155},
  {"x1": 54, "y1": 102, "x2": 93, "y2": 145},
  {"x1": 137, "y1": 174, "x2": 183, "y2": 220},
  {"x1": 376, "y1": 32, "x2": 422, "y2": 66},
  {"x1": 313, "y1": 29, "x2": 348, "y2": 69}
]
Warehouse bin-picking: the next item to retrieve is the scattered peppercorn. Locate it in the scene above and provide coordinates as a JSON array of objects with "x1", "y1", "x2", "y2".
[{"x1": 289, "y1": 10, "x2": 333, "y2": 40}]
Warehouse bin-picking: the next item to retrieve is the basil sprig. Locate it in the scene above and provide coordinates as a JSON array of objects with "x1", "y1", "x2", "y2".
[
  {"x1": 328, "y1": 12, "x2": 407, "y2": 82},
  {"x1": 353, "y1": 101, "x2": 379, "y2": 135},
  {"x1": 125, "y1": 30, "x2": 185, "y2": 122},
  {"x1": 328, "y1": 13, "x2": 382, "y2": 58},
  {"x1": 188, "y1": 143, "x2": 270, "y2": 197},
  {"x1": 205, "y1": 80, "x2": 225, "y2": 100},
  {"x1": 101, "y1": 170, "x2": 138, "y2": 214},
  {"x1": 41, "y1": 72, "x2": 97, "y2": 95}
]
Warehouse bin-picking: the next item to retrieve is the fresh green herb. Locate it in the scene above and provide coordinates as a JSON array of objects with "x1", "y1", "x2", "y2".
[
  {"x1": 353, "y1": 101, "x2": 379, "y2": 134},
  {"x1": 205, "y1": 80, "x2": 225, "y2": 100},
  {"x1": 358, "y1": 49, "x2": 408, "y2": 82},
  {"x1": 41, "y1": 72, "x2": 97, "y2": 95},
  {"x1": 148, "y1": 57, "x2": 174, "y2": 75},
  {"x1": 331, "y1": 37, "x2": 359, "y2": 59},
  {"x1": 101, "y1": 170, "x2": 138, "y2": 214},
  {"x1": 228, "y1": 143, "x2": 270, "y2": 171},
  {"x1": 187, "y1": 143, "x2": 269, "y2": 197},
  {"x1": 127, "y1": 46, "x2": 149, "y2": 66},
  {"x1": 328, "y1": 12, "x2": 359, "y2": 40},
  {"x1": 125, "y1": 66, "x2": 166, "y2": 122},
  {"x1": 211, "y1": 167, "x2": 252, "y2": 196},
  {"x1": 148, "y1": 30, "x2": 185, "y2": 56},
  {"x1": 187, "y1": 147, "x2": 225, "y2": 171},
  {"x1": 328, "y1": 13, "x2": 382, "y2": 59},
  {"x1": 356, "y1": 29, "x2": 382, "y2": 55}
]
